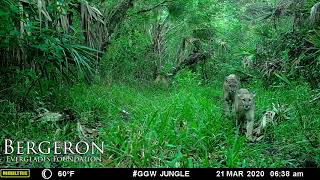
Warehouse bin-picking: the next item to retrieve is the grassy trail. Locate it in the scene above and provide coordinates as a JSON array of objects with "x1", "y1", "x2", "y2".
[
  {"x1": 58, "y1": 74, "x2": 318, "y2": 168},
  {"x1": 2, "y1": 75, "x2": 319, "y2": 168}
]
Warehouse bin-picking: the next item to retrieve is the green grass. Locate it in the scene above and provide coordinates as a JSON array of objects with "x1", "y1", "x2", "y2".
[{"x1": 1, "y1": 72, "x2": 319, "y2": 168}]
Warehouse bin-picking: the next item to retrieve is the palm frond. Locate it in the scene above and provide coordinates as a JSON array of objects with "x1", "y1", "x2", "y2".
[{"x1": 80, "y1": 0, "x2": 106, "y2": 50}]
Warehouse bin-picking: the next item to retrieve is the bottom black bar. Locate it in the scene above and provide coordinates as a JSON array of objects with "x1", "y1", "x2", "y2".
[{"x1": 0, "y1": 168, "x2": 319, "y2": 179}]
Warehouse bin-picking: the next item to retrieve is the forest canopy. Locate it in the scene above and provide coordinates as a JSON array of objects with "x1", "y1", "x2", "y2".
[{"x1": 0, "y1": 0, "x2": 319, "y2": 168}]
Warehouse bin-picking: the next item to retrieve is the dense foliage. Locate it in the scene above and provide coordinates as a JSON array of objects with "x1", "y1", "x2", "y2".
[{"x1": 0, "y1": 0, "x2": 319, "y2": 168}]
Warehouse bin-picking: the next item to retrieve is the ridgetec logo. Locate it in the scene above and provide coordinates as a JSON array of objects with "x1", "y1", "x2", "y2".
[{"x1": 0, "y1": 169, "x2": 30, "y2": 178}]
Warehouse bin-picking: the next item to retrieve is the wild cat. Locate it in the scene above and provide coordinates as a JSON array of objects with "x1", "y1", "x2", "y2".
[
  {"x1": 223, "y1": 74, "x2": 240, "y2": 117},
  {"x1": 234, "y1": 88, "x2": 256, "y2": 140}
]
